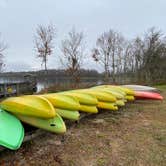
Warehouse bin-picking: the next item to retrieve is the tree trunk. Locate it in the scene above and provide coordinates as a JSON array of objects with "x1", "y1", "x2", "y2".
[
  {"x1": 104, "y1": 63, "x2": 110, "y2": 83},
  {"x1": 44, "y1": 55, "x2": 48, "y2": 89},
  {"x1": 112, "y1": 51, "x2": 115, "y2": 83}
]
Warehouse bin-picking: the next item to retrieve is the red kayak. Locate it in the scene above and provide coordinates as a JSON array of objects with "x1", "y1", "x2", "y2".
[{"x1": 134, "y1": 91, "x2": 163, "y2": 100}]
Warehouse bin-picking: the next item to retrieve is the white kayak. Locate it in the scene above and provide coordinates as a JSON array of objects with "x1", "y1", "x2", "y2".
[{"x1": 122, "y1": 85, "x2": 158, "y2": 92}]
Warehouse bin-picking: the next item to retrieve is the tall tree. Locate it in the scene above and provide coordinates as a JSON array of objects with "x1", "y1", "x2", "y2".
[
  {"x1": 131, "y1": 37, "x2": 144, "y2": 81},
  {"x1": 61, "y1": 28, "x2": 86, "y2": 86},
  {"x1": 123, "y1": 41, "x2": 133, "y2": 73},
  {"x1": 0, "y1": 33, "x2": 7, "y2": 72},
  {"x1": 34, "y1": 24, "x2": 56, "y2": 73},
  {"x1": 92, "y1": 29, "x2": 125, "y2": 83},
  {"x1": 123, "y1": 38, "x2": 144, "y2": 81},
  {"x1": 142, "y1": 27, "x2": 166, "y2": 82}
]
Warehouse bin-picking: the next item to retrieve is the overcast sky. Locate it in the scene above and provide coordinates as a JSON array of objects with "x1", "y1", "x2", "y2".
[{"x1": 0, "y1": 0, "x2": 166, "y2": 72}]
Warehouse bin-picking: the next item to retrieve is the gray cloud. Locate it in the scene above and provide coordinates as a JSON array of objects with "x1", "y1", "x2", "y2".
[
  {"x1": 0, "y1": 0, "x2": 166, "y2": 71},
  {"x1": 0, "y1": 0, "x2": 7, "y2": 8},
  {"x1": 5, "y1": 61, "x2": 33, "y2": 72}
]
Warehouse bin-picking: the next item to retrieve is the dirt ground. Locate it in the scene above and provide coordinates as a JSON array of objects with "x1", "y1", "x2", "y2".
[{"x1": 0, "y1": 91, "x2": 166, "y2": 166}]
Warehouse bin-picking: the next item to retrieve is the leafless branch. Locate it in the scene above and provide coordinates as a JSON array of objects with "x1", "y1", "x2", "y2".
[
  {"x1": 0, "y1": 33, "x2": 7, "y2": 72},
  {"x1": 34, "y1": 24, "x2": 56, "y2": 72},
  {"x1": 61, "y1": 28, "x2": 86, "y2": 85}
]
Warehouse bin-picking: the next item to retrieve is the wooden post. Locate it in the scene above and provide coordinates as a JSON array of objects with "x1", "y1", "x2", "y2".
[
  {"x1": 4, "y1": 84, "x2": 7, "y2": 97},
  {"x1": 16, "y1": 83, "x2": 19, "y2": 96}
]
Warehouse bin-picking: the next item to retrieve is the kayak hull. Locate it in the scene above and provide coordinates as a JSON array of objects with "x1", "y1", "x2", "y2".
[
  {"x1": 75, "y1": 89, "x2": 117, "y2": 102},
  {"x1": 60, "y1": 91, "x2": 98, "y2": 106},
  {"x1": 79, "y1": 105, "x2": 98, "y2": 113},
  {"x1": 0, "y1": 109, "x2": 24, "y2": 150},
  {"x1": 16, "y1": 113, "x2": 66, "y2": 134},
  {"x1": 56, "y1": 109, "x2": 80, "y2": 121},
  {"x1": 125, "y1": 95, "x2": 135, "y2": 101},
  {"x1": 97, "y1": 102, "x2": 118, "y2": 111},
  {"x1": 0, "y1": 95, "x2": 55, "y2": 118},
  {"x1": 41, "y1": 94, "x2": 80, "y2": 111},
  {"x1": 122, "y1": 85, "x2": 158, "y2": 92},
  {"x1": 134, "y1": 91, "x2": 163, "y2": 100},
  {"x1": 91, "y1": 87, "x2": 125, "y2": 100},
  {"x1": 116, "y1": 100, "x2": 125, "y2": 106}
]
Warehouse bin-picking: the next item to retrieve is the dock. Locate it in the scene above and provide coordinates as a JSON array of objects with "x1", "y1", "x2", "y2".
[{"x1": 0, "y1": 74, "x2": 37, "y2": 98}]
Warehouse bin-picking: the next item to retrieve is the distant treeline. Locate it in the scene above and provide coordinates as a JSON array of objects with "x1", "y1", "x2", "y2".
[
  {"x1": 0, "y1": 65, "x2": 165, "y2": 85},
  {"x1": 1, "y1": 26, "x2": 166, "y2": 86},
  {"x1": 0, "y1": 69, "x2": 102, "y2": 80},
  {"x1": 92, "y1": 27, "x2": 166, "y2": 85}
]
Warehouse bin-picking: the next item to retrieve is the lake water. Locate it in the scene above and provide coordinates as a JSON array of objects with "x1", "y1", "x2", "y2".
[
  {"x1": 0, "y1": 77, "x2": 103, "y2": 92},
  {"x1": 36, "y1": 79, "x2": 103, "y2": 92}
]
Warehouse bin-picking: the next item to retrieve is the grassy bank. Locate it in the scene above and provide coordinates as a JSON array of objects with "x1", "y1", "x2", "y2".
[
  {"x1": 155, "y1": 85, "x2": 166, "y2": 91},
  {"x1": 0, "y1": 88, "x2": 165, "y2": 166}
]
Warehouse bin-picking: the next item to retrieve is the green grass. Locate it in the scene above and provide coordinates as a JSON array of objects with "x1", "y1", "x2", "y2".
[{"x1": 155, "y1": 84, "x2": 166, "y2": 91}]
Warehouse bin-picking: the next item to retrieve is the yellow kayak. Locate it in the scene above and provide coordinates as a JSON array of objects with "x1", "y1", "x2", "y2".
[
  {"x1": 79, "y1": 105, "x2": 98, "y2": 113},
  {"x1": 60, "y1": 91, "x2": 98, "y2": 106},
  {"x1": 57, "y1": 92, "x2": 98, "y2": 113},
  {"x1": 94, "y1": 86, "x2": 135, "y2": 102},
  {"x1": 107, "y1": 85, "x2": 135, "y2": 95},
  {"x1": 0, "y1": 95, "x2": 55, "y2": 118},
  {"x1": 75, "y1": 89, "x2": 117, "y2": 102},
  {"x1": 95, "y1": 85, "x2": 126, "y2": 96},
  {"x1": 41, "y1": 93, "x2": 80, "y2": 111},
  {"x1": 56, "y1": 109, "x2": 80, "y2": 121},
  {"x1": 91, "y1": 87, "x2": 125, "y2": 100},
  {"x1": 101, "y1": 85, "x2": 134, "y2": 96},
  {"x1": 110, "y1": 86, "x2": 135, "y2": 101},
  {"x1": 92, "y1": 87, "x2": 126, "y2": 106},
  {"x1": 125, "y1": 95, "x2": 135, "y2": 101},
  {"x1": 16, "y1": 113, "x2": 66, "y2": 134},
  {"x1": 97, "y1": 102, "x2": 118, "y2": 111},
  {"x1": 116, "y1": 100, "x2": 125, "y2": 106}
]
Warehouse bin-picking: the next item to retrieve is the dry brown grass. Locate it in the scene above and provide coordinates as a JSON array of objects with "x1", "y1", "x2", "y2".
[{"x1": 0, "y1": 91, "x2": 165, "y2": 166}]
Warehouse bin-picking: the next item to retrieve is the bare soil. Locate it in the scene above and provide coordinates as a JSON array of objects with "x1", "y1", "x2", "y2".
[{"x1": 0, "y1": 91, "x2": 166, "y2": 166}]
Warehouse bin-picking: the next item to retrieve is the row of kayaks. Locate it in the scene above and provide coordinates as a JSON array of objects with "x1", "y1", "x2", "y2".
[{"x1": 0, "y1": 85, "x2": 163, "y2": 150}]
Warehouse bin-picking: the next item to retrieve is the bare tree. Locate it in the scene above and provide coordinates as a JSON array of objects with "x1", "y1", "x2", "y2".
[
  {"x1": 34, "y1": 24, "x2": 56, "y2": 73},
  {"x1": 92, "y1": 33, "x2": 111, "y2": 82},
  {"x1": 123, "y1": 41, "x2": 133, "y2": 73},
  {"x1": 122, "y1": 27, "x2": 166, "y2": 84},
  {"x1": 122, "y1": 38, "x2": 145, "y2": 83},
  {"x1": 61, "y1": 28, "x2": 86, "y2": 86},
  {"x1": 142, "y1": 27, "x2": 166, "y2": 83},
  {"x1": 92, "y1": 29, "x2": 125, "y2": 83},
  {"x1": 0, "y1": 33, "x2": 7, "y2": 72}
]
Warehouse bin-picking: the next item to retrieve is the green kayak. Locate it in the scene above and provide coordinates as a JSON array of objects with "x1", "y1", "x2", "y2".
[
  {"x1": 56, "y1": 109, "x2": 80, "y2": 121},
  {"x1": 15, "y1": 113, "x2": 66, "y2": 134},
  {"x1": 0, "y1": 108, "x2": 24, "y2": 150}
]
